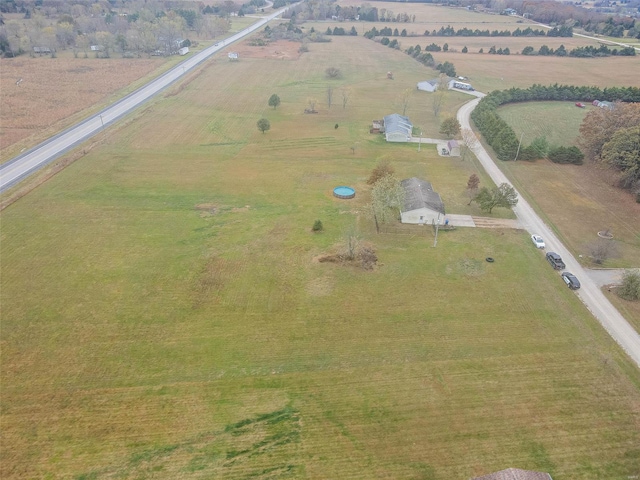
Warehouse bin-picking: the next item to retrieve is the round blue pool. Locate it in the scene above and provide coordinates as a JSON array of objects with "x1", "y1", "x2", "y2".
[{"x1": 333, "y1": 186, "x2": 355, "y2": 199}]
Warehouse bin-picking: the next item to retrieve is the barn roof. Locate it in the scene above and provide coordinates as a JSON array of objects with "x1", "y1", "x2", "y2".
[
  {"x1": 472, "y1": 468, "x2": 553, "y2": 480},
  {"x1": 383, "y1": 113, "x2": 412, "y2": 136},
  {"x1": 401, "y1": 177, "x2": 445, "y2": 214}
]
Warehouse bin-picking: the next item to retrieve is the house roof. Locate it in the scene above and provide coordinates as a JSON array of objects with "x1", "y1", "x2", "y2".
[
  {"x1": 448, "y1": 140, "x2": 459, "y2": 148},
  {"x1": 401, "y1": 177, "x2": 445, "y2": 215},
  {"x1": 472, "y1": 468, "x2": 553, "y2": 480},
  {"x1": 384, "y1": 114, "x2": 412, "y2": 136}
]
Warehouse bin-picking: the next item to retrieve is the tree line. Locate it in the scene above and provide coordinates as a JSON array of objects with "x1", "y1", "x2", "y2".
[
  {"x1": 0, "y1": 0, "x2": 232, "y2": 58},
  {"x1": 470, "y1": 84, "x2": 640, "y2": 163},
  {"x1": 578, "y1": 103, "x2": 640, "y2": 199},
  {"x1": 424, "y1": 25, "x2": 570, "y2": 37},
  {"x1": 463, "y1": 0, "x2": 638, "y2": 39},
  {"x1": 521, "y1": 43, "x2": 635, "y2": 57},
  {"x1": 367, "y1": 34, "x2": 458, "y2": 77}
]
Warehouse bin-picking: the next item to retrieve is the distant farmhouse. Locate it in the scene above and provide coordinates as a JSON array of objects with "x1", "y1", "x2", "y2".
[
  {"x1": 400, "y1": 177, "x2": 445, "y2": 225},
  {"x1": 383, "y1": 113, "x2": 413, "y2": 142},
  {"x1": 471, "y1": 468, "x2": 553, "y2": 480}
]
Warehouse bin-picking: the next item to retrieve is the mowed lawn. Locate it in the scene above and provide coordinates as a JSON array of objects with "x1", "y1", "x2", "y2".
[
  {"x1": 2, "y1": 35, "x2": 640, "y2": 480},
  {"x1": 498, "y1": 101, "x2": 589, "y2": 147}
]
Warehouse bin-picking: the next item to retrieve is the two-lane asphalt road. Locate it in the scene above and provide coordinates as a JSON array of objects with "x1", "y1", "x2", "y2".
[
  {"x1": 0, "y1": 6, "x2": 293, "y2": 193},
  {"x1": 458, "y1": 98, "x2": 640, "y2": 368}
]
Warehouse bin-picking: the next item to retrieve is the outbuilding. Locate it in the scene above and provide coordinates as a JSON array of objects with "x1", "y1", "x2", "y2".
[
  {"x1": 178, "y1": 46, "x2": 189, "y2": 55},
  {"x1": 400, "y1": 177, "x2": 445, "y2": 225},
  {"x1": 383, "y1": 114, "x2": 413, "y2": 142},
  {"x1": 417, "y1": 79, "x2": 440, "y2": 92},
  {"x1": 447, "y1": 140, "x2": 460, "y2": 156},
  {"x1": 449, "y1": 80, "x2": 474, "y2": 91}
]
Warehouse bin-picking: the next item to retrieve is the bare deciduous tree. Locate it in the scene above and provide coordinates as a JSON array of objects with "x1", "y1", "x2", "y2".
[
  {"x1": 461, "y1": 128, "x2": 479, "y2": 161},
  {"x1": 326, "y1": 86, "x2": 333, "y2": 109},
  {"x1": 588, "y1": 239, "x2": 618, "y2": 265},
  {"x1": 307, "y1": 97, "x2": 318, "y2": 113},
  {"x1": 341, "y1": 88, "x2": 351, "y2": 109},
  {"x1": 432, "y1": 89, "x2": 445, "y2": 118},
  {"x1": 397, "y1": 88, "x2": 412, "y2": 116}
]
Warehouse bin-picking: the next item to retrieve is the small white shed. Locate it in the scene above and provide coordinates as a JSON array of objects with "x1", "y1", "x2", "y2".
[
  {"x1": 400, "y1": 177, "x2": 445, "y2": 225},
  {"x1": 178, "y1": 47, "x2": 189, "y2": 55}
]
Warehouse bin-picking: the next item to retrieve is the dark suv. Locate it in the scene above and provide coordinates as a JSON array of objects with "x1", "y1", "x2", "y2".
[
  {"x1": 546, "y1": 252, "x2": 566, "y2": 270},
  {"x1": 561, "y1": 272, "x2": 581, "y2": 290}
]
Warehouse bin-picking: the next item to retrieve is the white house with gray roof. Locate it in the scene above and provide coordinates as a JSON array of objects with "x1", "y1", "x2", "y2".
[
  {"x1": 383, "y1": 114, "x2": 413, "y2": 142},
  {"x1": 400, "y1": 177, "x2": 446, "y2": 225}
]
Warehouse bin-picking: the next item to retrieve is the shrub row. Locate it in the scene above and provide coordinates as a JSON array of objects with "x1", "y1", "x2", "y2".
[
  {"x1": 522, "y1": 44, "x2": 635, "y2": 57},
  {"x1": 470, "y1": 84, "x2": 640, "y2": 162},
  {"x1": 438, "y1": 25, "x2": 571, "y2": 37}
]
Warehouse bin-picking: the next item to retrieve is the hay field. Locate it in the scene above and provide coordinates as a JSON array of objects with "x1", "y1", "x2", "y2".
[
  {"x1": 438, "y1": 52, "x2": 640, "y2": 92},
  {"x1": 497, "y1": 101, "x2": 589, "y2": 147},
  {"x1": 336, "y1": 1, "x2": 522, "y2": 25},
  {"x1": 2, "y1": 35, "x2": 640, "y2": 480}
]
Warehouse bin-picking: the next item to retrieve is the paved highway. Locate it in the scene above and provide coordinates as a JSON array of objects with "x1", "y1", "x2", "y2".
[
  {"x1": 458, "y1": 98, "x2": 640, "y2": 368},
  {"x1": 0, "y1": 6, "x2": 293, "y2": 193}
]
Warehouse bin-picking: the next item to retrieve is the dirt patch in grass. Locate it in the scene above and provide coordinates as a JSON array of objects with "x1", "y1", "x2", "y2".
[
  {"x1": 195, "y1": 203, "x2": 219, "y2": 214},
  {"x1": 0, "y1": 56, "x2": 164, "y2": 157},
  {"x1": 314, "y1": 244, "x2": 378, "y2": 270},
  {"x1": 232, "y1": 39, "x2": 302, "y2": 60}
]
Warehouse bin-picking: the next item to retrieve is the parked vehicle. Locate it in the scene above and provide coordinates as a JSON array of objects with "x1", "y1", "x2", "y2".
[
  {"x1": 531, "y1": 234, "x2": 545, "y2": 249},
  {"x1": 575, "y1": 102, "x2": 585, "y2": 108},
  {"x1": 561, "y1": 272, "x2": 581, "y2": 289},
  {"x1": 546, "y1": 252, "x2": 566, "y2": 270}
]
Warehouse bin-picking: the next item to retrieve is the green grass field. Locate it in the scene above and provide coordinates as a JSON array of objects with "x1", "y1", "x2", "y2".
[
  {"x1": 2, "y1": 28, "x2": 640, "y2": 480},
  {"x1": 497, "y1": 101, "x2": 589, "y2": 147}
]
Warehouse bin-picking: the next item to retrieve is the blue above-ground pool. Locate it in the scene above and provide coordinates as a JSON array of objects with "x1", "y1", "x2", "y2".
[{"x1": 333, "y1": 186, "x2": 356, "y2": 199}]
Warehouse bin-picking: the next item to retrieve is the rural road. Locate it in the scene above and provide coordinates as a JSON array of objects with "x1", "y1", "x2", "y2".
[
  {"x1": 0, "y1": 5, "x2": 295, "y2": 193},
  {"x1": 458, "y1": 98, "x2": 640, "y2": 368}
]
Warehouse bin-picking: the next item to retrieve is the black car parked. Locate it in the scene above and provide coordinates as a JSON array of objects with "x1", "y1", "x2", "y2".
[
  {"x1": 546, "y1": 252, "x2": 566, "y2": 270},
  {"x1": 561, "y1": 272, "x2": 581, "y2": 290}
]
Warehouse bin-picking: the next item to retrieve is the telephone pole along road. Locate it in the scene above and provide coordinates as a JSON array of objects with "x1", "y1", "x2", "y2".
[
  {"x1": 0, "y1": 5, "x2": 295, "y2": 193},
  {"x1": 458, "y1": 98, "x2": 640, "y2": 368}
]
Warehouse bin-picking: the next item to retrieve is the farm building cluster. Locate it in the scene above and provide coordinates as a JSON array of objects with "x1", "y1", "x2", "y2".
[{"x1": 417, "y1": 77, "x2": 474, "y2": 92}]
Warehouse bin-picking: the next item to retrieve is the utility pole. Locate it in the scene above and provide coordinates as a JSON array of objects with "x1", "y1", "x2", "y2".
[
  {"x1": 433, "y1": 219, "x2": 439, "y2": 247},
  {"x1": 514, "y1": 132, "x2": 524, "y2": 161}
]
